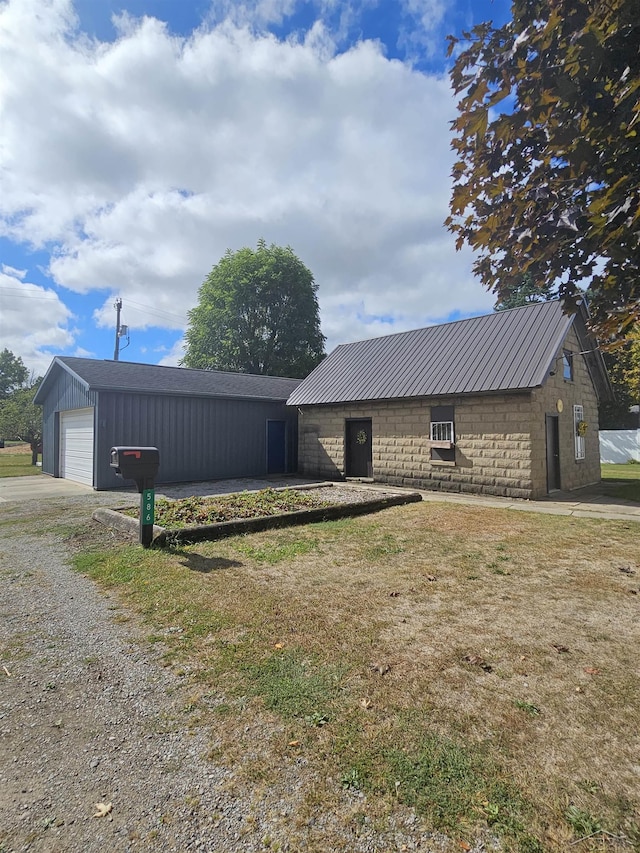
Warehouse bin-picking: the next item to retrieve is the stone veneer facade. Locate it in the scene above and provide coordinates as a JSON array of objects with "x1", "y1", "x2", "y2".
[{"x1": 296, "y1": 329, "x2": 602, "y2": 500}]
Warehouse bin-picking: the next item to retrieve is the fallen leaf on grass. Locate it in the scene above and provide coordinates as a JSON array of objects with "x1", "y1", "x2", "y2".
[
  {"x1": 287, "y1": 740, "x2": 300, "y2": 747},
  {"x1": 463, "y1": 654, "x2": 493, "y2": 673},
  {"x1": 584, "y1": 667, "x2": 600, "y2": 675},
  {"x1": 274, "y1": 643, "x2": 284, "y2": 649},
  {"x1": 459, "y1": 842, "x2": 472, "y2": 851},
  {"x1": 551, "y1": 643, "x2": 570, "y2": 653},
  {"x1": 93, "y1": 802, "x2": 112, "y2": 819}
]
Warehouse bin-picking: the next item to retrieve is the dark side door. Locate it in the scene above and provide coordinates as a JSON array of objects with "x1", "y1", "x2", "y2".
[
  {"x1": 545, "y1": 414, "x2": 561, "y2": 492},
  {"x1": 267, "y1": 420, "x2": 286, "y2": 474},
  {"x1": 345, "y1": 418, "x2": 372, "y2": 478}
]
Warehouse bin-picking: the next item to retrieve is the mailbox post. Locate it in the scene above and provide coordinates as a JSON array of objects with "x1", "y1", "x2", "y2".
[{"x1": 110, "y1": 447, "x2": 160, "y2": 548}]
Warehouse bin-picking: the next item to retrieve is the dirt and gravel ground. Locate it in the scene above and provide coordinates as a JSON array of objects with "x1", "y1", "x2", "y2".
[{"x1": 1, "y1": 483, "x2": 448, "y2": 853}]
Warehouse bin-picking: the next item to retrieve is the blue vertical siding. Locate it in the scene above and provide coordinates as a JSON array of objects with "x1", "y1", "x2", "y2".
[
  {"x1": 38, "y1": 361, "x2": 298, "y2": 489},
  {"x1": 95, "y1": 392, "x2": 298, "y2": 489}
]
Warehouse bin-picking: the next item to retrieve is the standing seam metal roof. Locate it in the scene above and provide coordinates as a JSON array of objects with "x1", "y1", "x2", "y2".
[
  {"x1": 35, "y1": 357, "x2": 301, "y2": 403},
  {"x1": 287, "y1": 301, "x2": 576, "y2": 406}
]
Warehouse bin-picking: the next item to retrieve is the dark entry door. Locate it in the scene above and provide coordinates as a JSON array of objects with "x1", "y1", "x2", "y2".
[
  {"x1": 545, "y1": 414, "x2": 561, "y2": 492},
  {"x1": 267, "y1": 420, "x2": 286, "y2": 474},
  {"x1": 345, "y1": 419, "x2": 372, "y2": 477}
]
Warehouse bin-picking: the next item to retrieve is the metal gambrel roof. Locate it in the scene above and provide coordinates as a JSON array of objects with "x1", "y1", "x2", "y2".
[
  {"x1": 34, "y1": 357, "x2": 301, "y2": 404},
  {"x1": 287, "y1": 300, "x2": 600, "y2": 406}
]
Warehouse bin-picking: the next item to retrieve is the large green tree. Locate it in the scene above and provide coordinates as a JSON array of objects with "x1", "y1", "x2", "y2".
[
  {"x1": 599, "y1": 326, "x2": 640, "y2": 427},
  {"x1": 0, "y1": 348, "x2": 28, "y2": 399},
  {"x1": 446, "y1": 0, "x2": 639, "y2": 343},
  {"x1": 494, "y1": 272, "x2": 554, "y2": 311},
  {"x1": 0, "y1": 382, "x2": 43, "y2": 464},
  {"x1": 183, "y1": 240, "x2": 326, "y2": 378}
]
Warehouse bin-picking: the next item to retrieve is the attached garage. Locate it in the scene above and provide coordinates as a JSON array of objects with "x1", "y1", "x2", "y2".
[
  {"x1": 59, "y1": 407, "x2": 94, "y2": 486},
  {"x1": 35, "y1": 357, "x2": 300, "y2": 490}
]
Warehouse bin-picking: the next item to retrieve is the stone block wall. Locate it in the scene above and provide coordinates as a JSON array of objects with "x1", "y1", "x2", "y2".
[
  {"x1": 297, "y1": 393, "x2": 536, "y2": 499},
  {"x1": 530, "y1": 327, "x2": 601, "y2": 494}
]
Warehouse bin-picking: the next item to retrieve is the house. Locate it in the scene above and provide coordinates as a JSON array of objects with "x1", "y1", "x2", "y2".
[
  {"x1": 287, "y1": 300, "x2": 612, "y2": 499},
  {"x1": 34, "y1": 357, "x2": 300, "y2": 490}
]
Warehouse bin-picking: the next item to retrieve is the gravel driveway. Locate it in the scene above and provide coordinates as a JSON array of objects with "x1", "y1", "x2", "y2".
[
  {"x1": 0, "y1": 491, "x2": 258, "y2": 852},
  {"x1": 1, "y1": 484, "x2": 449, "y2": 853}
]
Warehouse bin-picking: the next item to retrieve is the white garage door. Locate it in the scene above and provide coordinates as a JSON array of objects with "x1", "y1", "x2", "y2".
[{"x1": 60, "y1": 408, "x2": 94, "y2": 487}]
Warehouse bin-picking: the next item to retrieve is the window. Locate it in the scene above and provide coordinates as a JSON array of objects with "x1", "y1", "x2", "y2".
[
  {"x1": 430, "y1": 405, "x2": 455, "y2": 463},
  {"x1": 573, "y1": 404, "x2": 586, "y2": 460},
  {"x1": 430, "y1": 420, "x2": 454, "y2": 442},
  {"x1": 563, "y1": 351, "x2": 574, "y2": 381}
]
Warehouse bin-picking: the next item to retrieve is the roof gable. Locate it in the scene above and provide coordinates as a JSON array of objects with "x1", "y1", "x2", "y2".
[
  {"x1": 35, "y1": 357, "x2": 301, "y2": 404},
  {"x1": 287, "y1": 300, "x2": 608, "y2": 406}
]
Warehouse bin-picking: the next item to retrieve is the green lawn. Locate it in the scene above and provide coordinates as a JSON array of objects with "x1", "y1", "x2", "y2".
[
  {"x1": 0, "y1": 446, "x2": 42, "y2": 478},
  {"x1": 70, "y1": 502, "x2": 640, "y2": 852},
  {"x1": 601, "y1": 462, "x2": 640, "y2": 502}
]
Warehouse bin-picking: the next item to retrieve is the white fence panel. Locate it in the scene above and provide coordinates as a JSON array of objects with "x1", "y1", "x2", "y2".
[{"x1": 599, "y1": 430, "x2": 640, "y2": 464}]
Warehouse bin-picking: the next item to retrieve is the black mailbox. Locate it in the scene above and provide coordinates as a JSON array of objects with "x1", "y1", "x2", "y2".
[
  {"x1": 110, "y1": 446, "x2": 160, "y2": 548},
  {"x1": 110, "y1": 446, "x2": 159, "y2": 483}
]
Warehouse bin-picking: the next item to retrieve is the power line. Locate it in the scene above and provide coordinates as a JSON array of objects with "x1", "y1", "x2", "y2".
[
  {"x1": 0, "y1": 288, "x2": 64, "y2": 300},
  {"x1": 2, "y1": 288, "x2": 189, "y2": 324},
  {"x1": 122, "y1": 297, "x2": 188, "y2": 324}
]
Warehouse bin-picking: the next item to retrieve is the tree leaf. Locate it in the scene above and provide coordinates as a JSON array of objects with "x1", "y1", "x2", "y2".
[
  {"x1": 93, "y1": 802, "x2": 113, "y2": 819},
  {"x1": 446, "y1": 0, "x2": 640, "y2": 342}
]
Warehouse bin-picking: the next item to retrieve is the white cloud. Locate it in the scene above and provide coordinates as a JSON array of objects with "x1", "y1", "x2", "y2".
[
  {"x1": 0, "y1": 0, "x2": 494, "y2": 363},
  {"x1": 0, "y1": 270, "x2": 75, "y2": 375},
  {"x1": 1, "y1": 264, "x2": 26, "y2": 279},
  {"x1": 397, "y1": 0, "x2": 448, "y2": 59},
  {"x1": 203, "y1": 0, "x2": 299, "y2": 30},
  {"x1": 158, "y1": 337, "x2": 187, "y2": 367}
]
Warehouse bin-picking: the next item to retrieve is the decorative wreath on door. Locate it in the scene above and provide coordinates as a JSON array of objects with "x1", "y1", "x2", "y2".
[
  {"x1": 356, "y1": 429, "x2": 368, "y2": 445},
  {"x1": 576, "y1": 420, "x2": 588, "y2": 437}
]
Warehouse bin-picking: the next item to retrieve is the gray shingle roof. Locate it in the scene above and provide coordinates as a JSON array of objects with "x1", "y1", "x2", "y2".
[
  {"x1": 35, "y1": 357, "x2": 301, "y2": 403},
  {"x1": 287, "y1": 301, "x2": 585, "y2": 406}
]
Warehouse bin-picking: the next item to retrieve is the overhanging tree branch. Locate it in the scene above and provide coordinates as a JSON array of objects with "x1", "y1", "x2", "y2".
[{"x1": 446, "y1": 0, "x2": 639, "y2": 343}]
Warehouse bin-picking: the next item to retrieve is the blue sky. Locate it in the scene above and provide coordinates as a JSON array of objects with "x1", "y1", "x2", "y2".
[{"x1": 0, "y1": 0, "x2": 512, "y2": 376}]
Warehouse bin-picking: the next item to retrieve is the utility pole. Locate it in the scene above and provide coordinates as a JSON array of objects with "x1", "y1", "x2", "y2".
[{"x1": 114, "y1": 298, "x2": 123, "y2": 361}]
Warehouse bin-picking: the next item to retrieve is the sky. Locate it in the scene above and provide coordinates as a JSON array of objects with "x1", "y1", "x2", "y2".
[{"x1": 0, "y1": 0, "x2": 513, "y2": 377}]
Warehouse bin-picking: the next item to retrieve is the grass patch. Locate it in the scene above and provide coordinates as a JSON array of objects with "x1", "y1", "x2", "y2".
[
  {"x1": 235, "y1": 535, "x2": 320, "y2": 565},
  {"x1": 244, "y1": 647, "x2": 344, "y2": 720},
  {"x1": 385, "y1": 732, "x2": 539, "y2": 846},
  {"x1": 565, "y1": 805, "x2": 604, "y2": 837},
  {"x1": 0, "y1": 444, "x2": 41, "y2": 478},
  {"x1": 513, "y1": 700, "x2": 541, "y2": 717},
  {"x1": 72, "y1": 501, "x2": 640, "y2": 851},
  {"x1": 601, "y1": 463, "x2": 640, "y2": 502}
]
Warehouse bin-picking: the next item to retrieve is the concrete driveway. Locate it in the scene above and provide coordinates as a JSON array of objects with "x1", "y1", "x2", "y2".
[{"x1": 0, "y1": 476, "x2": 134, "y2": 504}]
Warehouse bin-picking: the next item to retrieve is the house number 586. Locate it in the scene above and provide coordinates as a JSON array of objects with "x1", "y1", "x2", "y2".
[{"x1": 142, "y1": 489, "x2": 155, "y2": 525}]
